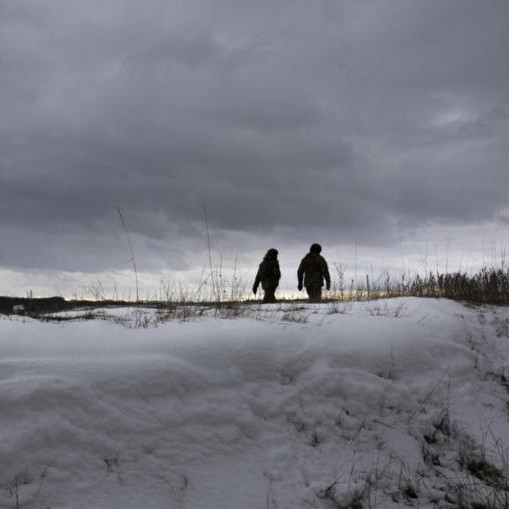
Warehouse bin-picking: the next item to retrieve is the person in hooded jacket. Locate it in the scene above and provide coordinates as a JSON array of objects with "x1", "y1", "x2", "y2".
[
  {"x1": 297, "y1": 243, "x2": 331, "y2": 302},
  {"x1": 252, "y1": 248, "x2": 281, "y2": 303}
]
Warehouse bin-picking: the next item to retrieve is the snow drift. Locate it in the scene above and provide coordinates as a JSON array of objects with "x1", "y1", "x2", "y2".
[{"x1": 1, "y1": 298, "x2": 508, "y2": 508}]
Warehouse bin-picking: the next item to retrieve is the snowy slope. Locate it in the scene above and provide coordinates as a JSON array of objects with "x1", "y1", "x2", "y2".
[{"x1": 0, "y1": 298, "x2": 508, "y2": 508}]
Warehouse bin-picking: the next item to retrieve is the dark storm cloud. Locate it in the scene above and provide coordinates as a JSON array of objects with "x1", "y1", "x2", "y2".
[{"x1": 1, "y1": 0, "x2": 509, "y2": 273}]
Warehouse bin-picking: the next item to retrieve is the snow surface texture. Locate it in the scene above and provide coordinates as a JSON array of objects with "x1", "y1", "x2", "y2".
[{"x1": 1, "y1": 298, "x2": 509, "y2": 508}]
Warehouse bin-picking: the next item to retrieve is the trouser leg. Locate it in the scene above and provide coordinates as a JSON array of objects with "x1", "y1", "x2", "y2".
[
  {"x1": 263, "y1": 288, "x2": 277, "y2": 303},
  {"x1": 306, "y1": 286, "x2": 322, "y2": 302}
]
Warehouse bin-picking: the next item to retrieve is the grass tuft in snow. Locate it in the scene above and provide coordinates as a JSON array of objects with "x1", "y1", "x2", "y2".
[
  {"x1": 0, "y1": 462, "x2": 54, "y2": 509},
  {"x1": 458, "y1": 435, "x2": 505, "y2": 489}
]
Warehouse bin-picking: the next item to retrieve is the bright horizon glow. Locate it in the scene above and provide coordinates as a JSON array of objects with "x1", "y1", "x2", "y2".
[{"x1": 2, "y1": 229, "x2": 507, "y2": 300}]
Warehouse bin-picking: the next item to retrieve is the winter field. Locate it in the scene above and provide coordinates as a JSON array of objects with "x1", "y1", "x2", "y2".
[{"x1": 1, "y1": 298, "x2": 509, "y2": 508}]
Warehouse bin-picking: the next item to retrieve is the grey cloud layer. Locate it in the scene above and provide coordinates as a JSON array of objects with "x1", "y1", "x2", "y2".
[{"x1": 1, "y1": 0, "x2": 508, "y2": 272}]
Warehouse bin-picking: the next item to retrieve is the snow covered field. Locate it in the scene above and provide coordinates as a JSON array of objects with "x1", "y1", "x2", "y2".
[{"x1": 1, "y1": 298, "x2": 509, "y2": 508}]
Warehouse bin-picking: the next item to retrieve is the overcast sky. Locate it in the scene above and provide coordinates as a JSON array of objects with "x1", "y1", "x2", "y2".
[{"x1": 1, "y1": 0, "x2": 509, "y2": 297}]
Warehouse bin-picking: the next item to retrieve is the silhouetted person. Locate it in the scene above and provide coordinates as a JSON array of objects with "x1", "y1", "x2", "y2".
[
  {"x1": 298, "y1": 243, "x2": 331, "y2": 302},
  {"x1": 253, "y1": 248, "x2": 281, "y2": 303}
]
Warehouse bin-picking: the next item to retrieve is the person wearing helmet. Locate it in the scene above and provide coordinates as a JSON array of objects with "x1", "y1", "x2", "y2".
[
  {"x1": 297, "y1": 243, "x2": 331, "y2": 302},
  {"x1": 252, "y1": 248, "x2": 281, "y2": 303}
]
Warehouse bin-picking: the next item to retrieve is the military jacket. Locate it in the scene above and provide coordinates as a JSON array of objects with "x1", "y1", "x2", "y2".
[
  {"x1": 297, "y1": 253, "x2": 331, "y2": 288},
  {"x1": 254, "y1": 259, "x2": 281, "y2": 291}
]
